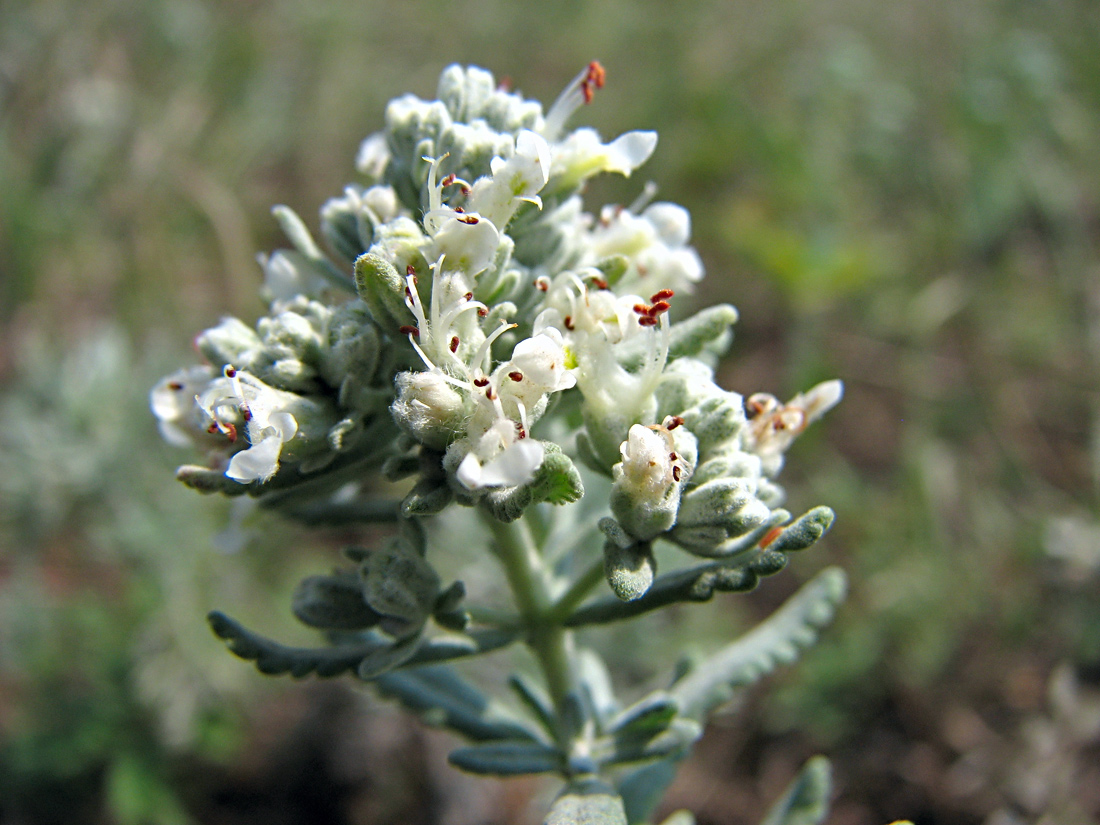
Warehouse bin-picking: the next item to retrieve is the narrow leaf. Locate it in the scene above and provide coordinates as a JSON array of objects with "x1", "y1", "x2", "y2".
[
  {"x1": 759, "y1": 756, "x2": 832, "y2": 825},
  {"x1": 671, "y1": 568, "x2": 847, "y2": 720},
  {"x1": 448, "y1": 741, "x2": 562, "y2": 776}
]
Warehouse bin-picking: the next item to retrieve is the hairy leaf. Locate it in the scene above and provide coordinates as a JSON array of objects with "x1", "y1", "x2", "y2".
[
  {"x1": 670, "y1": 568, "x2": 848, "y2": 719},
  {"x1": 759, "y1": 756, "x2": 832, "y2": 825}
]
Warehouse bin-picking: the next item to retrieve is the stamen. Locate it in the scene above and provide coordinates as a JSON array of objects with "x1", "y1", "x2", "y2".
[
  {"x1": 629, "y1": 181, "x2": 659, "y2": 214},
  {"x1": 664, "y1": 415, "x2": 684, "y2": 430},
  {"x1": 543, "y1": 60, "x2": 607, "y2": 141},
  {"x1": 648, "y1": 301, "x2": 671, "y2": 316},
  {"x1": 650, "y1": 288, "x2": 675, "y2": 303},
  {"x1": 672, "y1": 465, "x2": 682, "y2": 482},
  {"x1": 224, "y1": 422, "x2": 238, "y2": 443},
  {"x1": 564, "y1": 316, "x2": 574, "y2": 330},
  {"x1": 473, "y1": 377, "x2": 490, "y2": 388},
  {"x1": 508, "y1": 371, "x2": 523, "y2": 382},
  {"x1": 449, "y1": 336, "x2": 460, "y2": 353},
  {"x1": 167, "y1": 381, "x2": 183, "y2": 391},
  {"x1": 399, "y1": 325, "x2": 420, "y2": 337},
  {"x1": 534, "y1": 276, "x2": 550, "y2": 292}
]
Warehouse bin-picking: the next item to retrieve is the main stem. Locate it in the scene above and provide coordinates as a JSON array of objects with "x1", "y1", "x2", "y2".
[{"x1": 483, "y1": 513, "x2": 574, "y2": 726}]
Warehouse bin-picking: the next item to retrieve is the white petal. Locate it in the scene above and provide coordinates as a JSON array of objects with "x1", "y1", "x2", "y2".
[
  {"x1": 604, "y1": 131, "x2": 657, "y2": 175},
  {"x1": 457, "y1": 439, "x2": 545, "y2": 489},
  {"x1": 226, "y1": 432, "x2": 284, "y2": 482}
]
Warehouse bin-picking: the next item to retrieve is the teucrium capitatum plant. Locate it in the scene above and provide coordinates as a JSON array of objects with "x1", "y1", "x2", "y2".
[{"x1": 153, "y1": 62, "x2": 846, "y2": 825}]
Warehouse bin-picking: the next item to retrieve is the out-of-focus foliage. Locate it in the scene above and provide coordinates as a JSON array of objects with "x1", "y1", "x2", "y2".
[{"x1": 2, "y1": 0, "x2": 1098, "y2": 822}]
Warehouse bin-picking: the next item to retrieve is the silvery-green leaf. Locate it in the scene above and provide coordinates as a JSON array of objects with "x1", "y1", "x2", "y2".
[
  {"x1": 759, "y1": 756, "x2": 832, "y2": 825},
  {"x1": 292, "y1": 571, "x2": 383, "y2": 631},
  {"x1": 448, "y1": 741, "x2": 562, "y2": 776},
  {"x1": 671, "y1": 568, "x2": 847, "y2": 720},
  {"x1": 356, "y1": 633, "x2": 421, "y2": 679},
  {"x1": 603, "y1": 540, "x2": 655, "y2": 602},
  {"x1": 763, "y1": 507, "x2": 835, "y2": 553},
  {"x1": 360, "y1": 539, "x2": 440, "y2": 627}
]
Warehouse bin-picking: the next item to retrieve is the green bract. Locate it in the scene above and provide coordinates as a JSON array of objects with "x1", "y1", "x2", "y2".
[{"x1": 153, "y1": 63, "x2": 845, "y2": 825}]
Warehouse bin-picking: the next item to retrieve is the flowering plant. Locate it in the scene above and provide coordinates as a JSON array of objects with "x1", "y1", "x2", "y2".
[{"x1": 153, "y1": 63, "x2": 845, "y2": 824}]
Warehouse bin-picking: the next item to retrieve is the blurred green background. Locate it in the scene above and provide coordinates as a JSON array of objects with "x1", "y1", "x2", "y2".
[{"x1": 2, "y1": 0, "x2": 1099, "y2": 823}]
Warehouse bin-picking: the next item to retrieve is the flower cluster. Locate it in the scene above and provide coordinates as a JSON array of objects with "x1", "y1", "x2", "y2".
[{"x1": 152, "y1": 62, "x2": 841, "y2": 598}]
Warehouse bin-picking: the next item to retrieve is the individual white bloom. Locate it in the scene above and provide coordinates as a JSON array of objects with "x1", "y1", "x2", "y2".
[
  {"x1": 467, "y1": 129, "x2": 551, "y2": 229},
  {"x1": 150, "y1": 365, "x2": 216, "y2": 447},
  {"x1": 589, "y1": 201, "x2": 704, "y2": 293},
  {"x1": 422, "y1": 154, "x2": 501, "y2": 277},
  {"x1": 362, "y1": 184, "x2": 402, "y2": 224},
  {"x1": 259, "y1": 250, "x2": 330, "y2": 307},
  {"x1": 455, "y1": 419, "x2": 545, "y2": 490},
  {"x1": 534, "y1": 274, "x2": 672, "y2": 438},
  {"x1": 199, "y1": 368, "x2": 301, "y2": 483},
  {"x1": 391, "y1": 369, "x2": 467, "y2": 450},
  {"x1": 494, "y1": 327, "x2": 577, "y2": 411},
  {"x1": 401, "y1": 256, "x2": 491, "y2": 370},
  {"x1": 355, "y1": 132, "x2": 390, "y2": 179},
  {"x1": 549, "y1": 128, "x2": 657, "y2": 190},
  {"x1": 613, "y1": 424, "x2": 679, "y2": 499},
  {"x1": 743, "y1": 379, "x2": 844, "y2": 477}
]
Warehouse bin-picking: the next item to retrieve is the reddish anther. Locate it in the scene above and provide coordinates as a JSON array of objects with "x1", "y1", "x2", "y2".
[
  {"x1": 473, "y1": 377, "x2": 490, "y2": 388},
  {"x1": 449, "y1": 336, "x2": 460, "y2": 353},
  {"x1": 508, "y1": 371, "x2": 523, "y2": 382},
  {"x1": 440, "y1": 173, "x2": 457, "y2": 187},
  {"x1": 167, "y1": 381, "x2": 183, "y2": 391},
  {"x1": 672, "y1": 465, "x2": 682, "y2": 482},
  {"x1": 633, "y1": 303, "x2": 650, "y2": 315},
  {"x1": 477, "y1": 307, "x2": 488, "y2": 317},
  {"x1": 590, "y1": 277, "x2": 609, "y2": 290},
  {"x1": 564, "y1": 316, "x2": 575, "y2": 330},
  {"x1": 463, "y1": 292, "x2": 474, "y2": 301},
  {"x1": 638, "y1": 316, "x2": 658, "y2": 327},
  {"x1": 517, "y1": 426, "x2": 527, "y2": 439},
  {"x1": 666, "y1": 415, "x2": 684, "y2": 430},
  {"x1": 581, "y1": 61, "x2": 606, "y2": 103},
  {"x1": 224, "y1": 422, "x2": 238, "y2": 443},
  {"x1": 535, "y1": 278, "x2": 549, "y2": 292},
  {"x1": 241, "y1": 405, "x2": 253, "y2": 422},
  {"x1": 407, "y1": 264, "x2": 416, "y2": 276},
  {"x1": 459, "y1": 214, "x2": 480, "y2": 225},
  {"x1": 398, "y1": 325, "x2": 420, "y2": 337},
  {"x1": 669, "y1": 452, "x2": 678, "y2": 461},
  {"x1": 650, "y1": 289, "x2": 675, "y2": 303},
  {"x1": 485, "y1": 387, "x2": 496, "y2": 400},
  {"x1": 225, "y1": 367, "x2": 237, "y2": 377},
  {"x1": 648, "y1": 301, "x2": 671, "y2": 316}
]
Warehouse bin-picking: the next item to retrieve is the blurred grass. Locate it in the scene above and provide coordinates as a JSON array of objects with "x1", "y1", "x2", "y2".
[{"x1": 2, "y1": 0, "x2": 1099, "y2": 822}]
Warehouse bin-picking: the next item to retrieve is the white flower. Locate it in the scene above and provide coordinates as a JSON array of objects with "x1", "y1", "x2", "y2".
[
  {"x1": 549, "y1": 128, "x2": 657, "y2": 192},
  {"x1": 588, "y1": 201, "x2": 703, "y2": 293},
  {"x1": 455, "y1": 418, "x2": 545, "y2": 490},
  {"x1": 150, "y1": 365, "x2": 216, "y2": 447},
  {"x1": 260, "y1": 250, "x2": 330, "y2": 307},
  {"x1": 614, "y1": 424, "x2": 678, "y2": 499},
  {"x1": 467, "y1": 129, "x2": 551, "y2": 229},
  {"x1": 743, "y1": 380, "x2": 844, "y2": 477},
  {"x1": 422, "y1": 154, "x2": 501, "y2": 278},
  {"x1": 198, "y1": 368, "x2": 301, "y2": 483},
  {"x1": 391, "y1": 369, "x2": 467, "y2": 450},
  {"x1": 355, "y1": 132, "x2": 390, "y2": 179}
]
